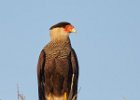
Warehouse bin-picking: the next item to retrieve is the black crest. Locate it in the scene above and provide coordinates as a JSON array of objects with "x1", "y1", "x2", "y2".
[{"x1": 49, "y1": 22, "x2": 71, "y2": 30}]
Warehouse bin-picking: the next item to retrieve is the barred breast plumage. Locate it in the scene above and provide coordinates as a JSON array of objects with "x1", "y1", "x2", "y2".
[{"x1": 44, "y1": 40, "x2": 71, "y2": 59}]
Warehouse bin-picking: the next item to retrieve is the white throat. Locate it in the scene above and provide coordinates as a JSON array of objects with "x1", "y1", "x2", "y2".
[{"x1": 50, "y1": 28, "x2": 69, "y2": 41}]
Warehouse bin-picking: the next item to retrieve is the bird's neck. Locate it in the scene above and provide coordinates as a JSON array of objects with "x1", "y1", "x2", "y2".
[
  {"x1": 50, "y1": 37, "x2": 71, "y2": 47},
  {"x1": 50, "y1": 37, "x2": 69, "y2": 42},
  {"x1": 50, "y1": 28, "x2": 69, "y2": 41}
]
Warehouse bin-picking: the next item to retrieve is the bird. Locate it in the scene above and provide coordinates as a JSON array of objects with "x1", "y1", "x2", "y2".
[{"x1": 37, "y1": 22, "x2": 79, "y2": 100}]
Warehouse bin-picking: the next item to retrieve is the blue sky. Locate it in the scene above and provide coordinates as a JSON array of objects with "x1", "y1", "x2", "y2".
[{"x1": 0, "y1": 0, "x2": 140, "y2": 100}]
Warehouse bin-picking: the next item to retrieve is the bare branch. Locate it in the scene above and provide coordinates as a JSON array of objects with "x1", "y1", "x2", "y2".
[{"x1": 17, "y1": 84, "x2": 25, "y2": 100}]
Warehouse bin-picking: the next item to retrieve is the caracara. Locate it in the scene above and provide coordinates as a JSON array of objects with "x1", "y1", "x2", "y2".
[{"x1": 37, "y1": 22, "x2": 79, "y2": 100}]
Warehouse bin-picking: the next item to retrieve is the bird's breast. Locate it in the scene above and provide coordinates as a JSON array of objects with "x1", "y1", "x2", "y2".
[{"x1": 45, "y1": 47, "x2": 71, "y2": 60}]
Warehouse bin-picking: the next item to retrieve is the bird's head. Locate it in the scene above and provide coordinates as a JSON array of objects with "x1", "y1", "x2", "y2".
[{"x1": 49, "y1": 22, "x2": 76, "y2": 41}]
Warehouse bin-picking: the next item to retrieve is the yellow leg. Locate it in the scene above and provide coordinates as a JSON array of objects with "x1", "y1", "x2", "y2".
[{"x1": 64, "y1": 92, "x2": 67, "y2": 100}]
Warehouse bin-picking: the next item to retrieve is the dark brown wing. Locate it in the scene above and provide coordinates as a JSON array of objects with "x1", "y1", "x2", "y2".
[
  {"x1": 37, "y1": 50, "x2": 46, "y2": 100},
  {"x1": 70, "y1": 48, "x2": 79, "y2": 99}
]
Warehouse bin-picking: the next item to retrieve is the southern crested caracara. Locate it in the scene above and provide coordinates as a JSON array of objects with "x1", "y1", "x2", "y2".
[{"x1": 37, "y1": 22, "x2": 79, "y2": 100}]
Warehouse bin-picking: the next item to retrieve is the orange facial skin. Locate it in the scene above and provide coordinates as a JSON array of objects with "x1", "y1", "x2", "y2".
[{"x1": 64, "y1": 25, "x2": 74, "y2": 33}]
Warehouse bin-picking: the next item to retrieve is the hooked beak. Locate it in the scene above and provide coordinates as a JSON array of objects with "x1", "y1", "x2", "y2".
[{"x1": 71, "y1": 28, "x2": 77, "y2": 33}]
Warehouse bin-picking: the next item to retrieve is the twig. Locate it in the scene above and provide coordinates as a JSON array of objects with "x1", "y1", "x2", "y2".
[{"x1": 17, "y1": 84, "x2": 25, "y2": 100}]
